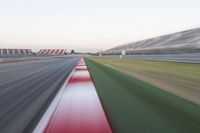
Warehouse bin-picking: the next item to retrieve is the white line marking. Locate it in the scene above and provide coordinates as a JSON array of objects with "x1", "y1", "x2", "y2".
[{"x1": 32, "y1": 68, "x2": 75, "y2": 133}]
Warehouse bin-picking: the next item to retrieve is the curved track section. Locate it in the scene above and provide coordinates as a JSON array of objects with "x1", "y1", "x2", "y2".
[{"x1": 0, "y1": 57, "x2": 79, "y2": 133}]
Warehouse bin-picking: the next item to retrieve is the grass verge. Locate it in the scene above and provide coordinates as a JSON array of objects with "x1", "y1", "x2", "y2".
[
  {"x1": 85, "y1": 58, "x2": 200, "y2": 133},
  {"x1": 87, "y1": 57, "x2": 200, "y2": 104}
]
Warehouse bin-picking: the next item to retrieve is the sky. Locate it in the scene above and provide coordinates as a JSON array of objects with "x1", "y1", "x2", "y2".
[{"x1": 0, "y1": 0, "x2": 200, "y2": 51}]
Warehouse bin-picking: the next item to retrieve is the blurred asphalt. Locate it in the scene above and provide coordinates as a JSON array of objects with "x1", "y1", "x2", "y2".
[
  {"x1": 0, "y1": 57, "x2": 79, "y2": 133},
  {"x1": 124, "y1": 53, "x2": 200, "y2": 63}
]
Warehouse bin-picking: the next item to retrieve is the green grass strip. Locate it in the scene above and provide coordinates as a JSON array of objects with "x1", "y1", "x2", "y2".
[{"x1": 85, "y1": 58, "x2": 200, "y2": 133}]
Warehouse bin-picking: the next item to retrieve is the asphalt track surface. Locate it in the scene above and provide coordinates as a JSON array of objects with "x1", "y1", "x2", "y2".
[
  {"x1": 125, "y1": 53, "x2": 200, "y2": 63},
  {"x1": 107, "y1": 53, "x2": 200, "y2": 63},
  {"x1": 0, "y1": 57, "x2": 79, "y2": 133}
]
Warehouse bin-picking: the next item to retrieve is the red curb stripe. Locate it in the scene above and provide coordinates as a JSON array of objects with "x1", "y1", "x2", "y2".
[
  {"x1": 44, "y1": 58, "x2": 112, "y2": 133},
  {"x1": 75, "y1": 67, "x2": 88, "y2": 71},
  {"x1": 69, "y1": 77, "x2": 91, "y2": 83},
  {"x1": 77, "y1": 64, "x2": 86, "y2": 66}
]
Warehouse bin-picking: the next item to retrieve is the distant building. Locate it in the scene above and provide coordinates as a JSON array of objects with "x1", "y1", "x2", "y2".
[{"x1": 71, "y1": 50, "x2": 75, "y2": 54}]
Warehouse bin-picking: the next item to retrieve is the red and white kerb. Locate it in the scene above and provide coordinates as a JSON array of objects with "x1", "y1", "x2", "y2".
[{"x1": 44, "y1": 58, "x2": 112, "y2": 133}]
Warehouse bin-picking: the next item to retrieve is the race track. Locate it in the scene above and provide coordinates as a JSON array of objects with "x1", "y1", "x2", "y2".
[
  {"x1": 0, "y1": 57, "x2": 79, "y2": 133},
  {"x1": 123, "y1": 53, "x2": 200, "y2": 63}
]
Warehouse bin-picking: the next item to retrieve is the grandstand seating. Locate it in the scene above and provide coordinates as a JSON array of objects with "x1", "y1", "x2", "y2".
[
  {"x1": 37, "y1": 49, "x2": 68, "y2": 56},
  {"x1": 103, "y1": 27, "x2": 200, "y2": 55},
  {"x1": 0, "y1": 48, "x2": 69, "y2": 57},
  {"x1": 0, "y1": 49, "x2": 34, "y2": 57}
]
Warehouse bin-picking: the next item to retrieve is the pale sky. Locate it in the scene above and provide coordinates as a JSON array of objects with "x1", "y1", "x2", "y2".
[{"x1": 0, "y1": 0, "x2": 200, "y2": 51}]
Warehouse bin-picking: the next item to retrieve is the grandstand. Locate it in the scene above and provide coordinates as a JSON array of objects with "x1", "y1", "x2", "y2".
[
  {"x1": 0, "y1": 49, "x2": 34, "y2": 57},
  {"x1": 37, "y1": 49, "x2": 68, "y2": 56},
  {"x1": 103, "y1": 27, "x2": 200, "y2": 55}
]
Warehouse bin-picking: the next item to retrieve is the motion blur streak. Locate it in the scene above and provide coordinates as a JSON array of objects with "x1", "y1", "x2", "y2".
[
  {"x1": 45, "y1": 59, "x2": 112, "y2": 133},
  {"x1": 0, "y1": 57, "x2": 79, "y2": 133},
  {"x1": 86, "y1": 58, "x2": 200, "y2": 133}
]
